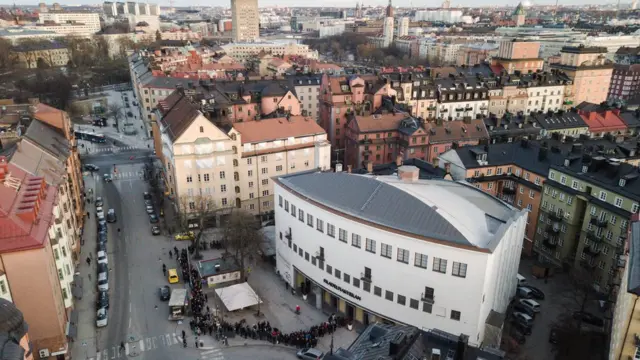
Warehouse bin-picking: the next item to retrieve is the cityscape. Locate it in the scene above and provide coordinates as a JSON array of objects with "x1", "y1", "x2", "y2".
[{"x1": 0, "y1": 1, "x2": 638, "y2": 360}]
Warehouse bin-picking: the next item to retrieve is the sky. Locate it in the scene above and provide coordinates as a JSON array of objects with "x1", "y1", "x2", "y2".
[{"x1": 2, "y1": 0, "x2": 623, "y2": 8}]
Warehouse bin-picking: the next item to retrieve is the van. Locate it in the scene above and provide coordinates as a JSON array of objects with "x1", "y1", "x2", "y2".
[
  {"x1": 98, "y1": 272, "x2": 109, "y2": 291},
  {"x1": 517, "y1": 287, "x2": 533, "y2": 299},
  {"x1": 518, "y1": 298, "x2": 540, "y2": 313},
  {"x1": 516, "y1": 274, "x2": 527, "y2": 286},
  {"x1": 167, "y1": 269, "x2": 179, "y2": 284}
]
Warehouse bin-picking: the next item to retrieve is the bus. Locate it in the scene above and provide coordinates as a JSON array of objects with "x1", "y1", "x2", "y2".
[{"x1": 75, "y1": 130, "x2": 106, "y2": 143}]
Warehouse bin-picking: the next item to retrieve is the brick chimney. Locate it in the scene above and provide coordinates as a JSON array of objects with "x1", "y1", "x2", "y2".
[
  {"x1": 398, "y1": 165, "x2": 419, "y2": 182},
  {"x1": 16, "y1": 177, "x2": 45, "y2": 223}
]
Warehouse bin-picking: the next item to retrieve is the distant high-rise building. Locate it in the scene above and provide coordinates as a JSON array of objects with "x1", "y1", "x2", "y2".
[
  {"x1": 382, "y1": 0, "x2": 394, "y2": 47},
  {"x1": 632, "y1": 0, "x2": 638, "y2": 10},
  {"x1": 398, "y1": 17, "x2": 409, "y2": 37},
  {"x1": 231, "y1": 0, "x2": 260, "y2": 42},
  {"x1": 512, "y1": 2, "x2": 526, "y2": 26},
  {"x1": 441, "y1": 0, "x2": 451, "y2": 8}
]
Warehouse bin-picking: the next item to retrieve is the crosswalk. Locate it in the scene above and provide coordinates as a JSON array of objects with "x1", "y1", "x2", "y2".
[
  {"x1": 201, "y1": 348, "x2": 225, "y2": 360},
  {"x1": 85, "y1": 146, "x2": 145, "y2": 154},
  {"x1": 112, "y1": 171, "x2": 144, "y2": 180},
  {"x1": 87, "y1": 332, "x2": 223, "y2": 360}
]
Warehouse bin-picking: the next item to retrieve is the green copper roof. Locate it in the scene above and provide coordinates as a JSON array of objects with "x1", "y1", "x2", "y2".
[{"x1": 513, "y1": 3, "x2": 526, "y2": 16}]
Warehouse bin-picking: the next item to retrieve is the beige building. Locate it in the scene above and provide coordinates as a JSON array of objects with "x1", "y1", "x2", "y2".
[
  {"x1": 220, "y1": 42, "x2": 318, "y2": 63},
  {"x1": 287, "y1": 74, "x2": 322, "y2": 121},
  {"x1": 11, "y1": 42, "x2": 70, "y2": 69},
  {"x1": 231, "y1": 0, "x2": 259, "y2": 42},
  {"x1": 551, "y1": 46, "x2": 614, "y2": 107},
  {"x1": 159, "y1": 92, "x2": 331, "y2": 223}
]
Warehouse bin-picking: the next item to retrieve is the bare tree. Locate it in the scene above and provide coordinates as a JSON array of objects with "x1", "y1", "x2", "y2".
[
  {"x1": 107, "y1": 103, "x2": 124, "y2": 132},
  {"x1": 177, "y1": 194, "x2": 217, "y2": 260},
  {"x1": 116, "y1": 35, "x2": 135, "y2": 58},
  {"x1": 221, "y1": 209, "x2": 262, "y2": 280}
]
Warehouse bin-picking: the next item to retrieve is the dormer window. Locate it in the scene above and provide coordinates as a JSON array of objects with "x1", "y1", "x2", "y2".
[
  {"x1": 200, "y1": 126, "x2": 204, "y2": 133},
  {"x1": 619, "y1": 178, "x2": 626, "y2": 187},
  {"x1": 582, "y1": 165, "x2": 588, "y2": 173}
]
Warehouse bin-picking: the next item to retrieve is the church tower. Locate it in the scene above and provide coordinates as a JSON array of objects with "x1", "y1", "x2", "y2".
[{"x1": 512, "y1": 2, "x2": 526, "y2": 27}]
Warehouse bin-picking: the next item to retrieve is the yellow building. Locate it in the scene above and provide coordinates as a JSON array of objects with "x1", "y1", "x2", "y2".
[{"x1": 11, "y1": 42, "x2": 70, "y2": 69}]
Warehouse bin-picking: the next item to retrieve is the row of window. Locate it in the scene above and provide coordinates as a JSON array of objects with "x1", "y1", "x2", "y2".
[
  {"x1": 288, "y1": 240, "x2": 462, "y2": 322},
  {"x1": 279, "y1": 196, "x2": 469, "y2": 278}
]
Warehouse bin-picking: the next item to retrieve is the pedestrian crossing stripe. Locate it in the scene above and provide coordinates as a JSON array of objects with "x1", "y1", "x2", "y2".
[{"x1": 83, "y1": 146, "x2": 145, "y2": 153}]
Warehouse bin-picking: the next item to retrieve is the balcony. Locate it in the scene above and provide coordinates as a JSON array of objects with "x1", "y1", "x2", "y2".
[
  {"x1": 465, "y1": 107, "x2": 473, "y2": 111},
  {"x1": 547, "y1": 224, "x2": 561, "y2": 234},
  {"x1": 285, "y1": 229, "x2": 292, "y2": 241},
  {"x1": 543, "y1": 238, "x2": 558, "y2": 249},
  {"x1": 586, "y1": 231, "x2": 604, "y2": 243},
  {"x1": 455, "y1": 107, "x2": 465, "y2": 112},
  {"x1": 421, "y1": 293, "x2": 435, "y2": 304},
  {"x1": 480, "y1": 105, "x2": 488, "y2": 110},
  {"x1": 616, "y1": 254, "x2": 627, "y2": 268},
  {"x1": 589, "y1": 217, "x2": 608, "y2": 228},
  {"x1": 440, "y1": 108, "x2": 448, "y2": 113},
  {"x1": 359, "y1": 139, "x2": 372, "y2": 145},
  {"x1": 502, "y1": 185, "x2": 516, "y2": 195},
  {"x1": 549, "y1": 211, "x2": 564, "y2": 222},
  {"x1": 427, "y1": 105, "x2": 437, "y2": 111},
  {"x1": 581, "y1": 259, "x2": 597, "y2": 269},
  {"x1": 360, "y1": 272, "x2": 372, "y2": 283},
  {"x1": 584, "y1": 243, "x2": 601, "y2": 257}
]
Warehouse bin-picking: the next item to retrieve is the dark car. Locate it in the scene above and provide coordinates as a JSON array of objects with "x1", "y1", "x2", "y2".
[
  {"x1": 98, "y1": 223, "x2": 108, "y2": 234},
  {"x1": 96, "y1": 290, "x2": 109, "y2": 309},
  {"x1": 513, "y1": 303, "x2": 536, "y2": 319},
  {"x1": 144, "y1": 199, "x2": 153, "y2": 207},
  {"x1": 97, "y1": 241, "x2": 107, "y2": 252},
  {"x1": 151, "y1": 226, "x2": 161, "y2": 235},
  {"x1": 149, "y1": 213, "x2": 159, "y2": 223},
  {"x1": 510, "y1": 318, "x2": 532, "y2": 335},
  {"x1": 98, "y1": 232, "x2": 108, "y2": 242},
  {"x1": 143, "y1": 192, "x2": 151, "y2": 200},
  {"x1": 107, "y1": 209, "x2": 117, "y2": 223},
  {"x1": 97, "y1": 263, "x2": 108, "y2": 275},
  {"x1": 159, "y1": 286, "x2": 171, "y2": 301},
  {"x1": 84, "y1": 164, "x2": 100, "y2": 172},
  {"x1": 509, "y1": 329, "x2": 526, "y2": 344},
  {"x1": 520, "y1": 285, "x2": 545, "y2": 300},
  {"x1": 573, "y1": 311, "x2": 605, "y2": 327}
]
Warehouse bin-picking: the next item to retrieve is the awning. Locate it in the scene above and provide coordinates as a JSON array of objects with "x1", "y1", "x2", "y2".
[{"x1": 215, "y1": 282, "x2": 262, "y2": 312}]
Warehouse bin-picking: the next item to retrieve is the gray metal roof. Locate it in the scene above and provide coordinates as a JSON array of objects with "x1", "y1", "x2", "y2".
[{"x1": 279, "y1": 172, "x2": 470, "y2": 247}]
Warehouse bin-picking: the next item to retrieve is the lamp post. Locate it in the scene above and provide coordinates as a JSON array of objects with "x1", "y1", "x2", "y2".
[{"x1": 329, "y1": 313, "x2": 336, "y2": 355}]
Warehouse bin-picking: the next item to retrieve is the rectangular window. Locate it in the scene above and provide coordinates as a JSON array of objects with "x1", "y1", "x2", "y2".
[
  {"x1": 221, "y1": 185, "x2": 227, "y2": 192},
  {"x1": 410, "y1": 298, "x2": 419, "y2": 309},
  {"x1": 385, "y1": 290, "x2": 394, "y2": 301},
  {"x1": 58, "y1": 269, "x2": 64, "y2": 280},
  {"x1": 316, "y1": 219, "x2": 324, "y2": 232},
  {"x1": 374, "y1": 286, "x2": 382, "y2": 297},
  {"x1": 338, "y1": 229, "x2": 348, "y2": 243},
  {"x1": 291, "y1": 204, "x2": 296, "y2": 217},
  {"x1": 352, "y1": 234, "x2": 361, "y2": 248},
  {"x1": 261, "y1": 168, "x2": 268, "y2": 174},
  {"x1": 326, "y1": 264, "x2": 332, "y2": 275},
  {"x1": 327, "y1": 223, "x2": 335, "y2": 237},
  {"x1": 452, "y1": 262, "x2": 468, "y2": 278},
  {"x1": 414, "y1": 253, "x2": 428, "y2": 268},
  {"x1": 363, "y1": 281, "x2": 371, "y2": 292},
  {"x1": 365, "y1": 238, "x2": 376, "y2": 253},
  {"x1": 335, "y1": 268, "x2": 341, "y2": 279},
  {"x1": 599, "y1": 191, "x2": 607, "y2": 201},
  {"x1": 397, "y1": 248, "x2": 409, "y2": 264},
  {"x1": 451, "y1": 310, "x2": 461, "y2": 321},
  {"x1": 344, "y1": 273, "x2": 350, "y2": 283},
  {"x1": 204, "y1": 174, "x2": 210, "y2": 182},
  {"x1": 432, "y1": 257, "x2": 447, "y2": 273},
  {"x1": 615, "y1": 197, "x2": 623, "y2": 208},
  {"x1": 423, "y1": 302, "x2": 433, "y2": 313},
  {"x1": 307, "y1": 214, "x2": 313, "y2": 227},
  {"x1": 220, "y1": 171, "x2": 226, "y2": 179},
  {"x1": 381, "y1": 243, "x2": 392, "y2": 258},
  {"x1": 353, "y1": 278, "x2": 360, "y2": 288},
  {"x1": 397, "y1": 295, "x2": 406, "y2": 306},
  {"x1": 284, "y1": 200, "x2": 289, "y2": 211},
  {"x1": 298, "y1": 209, "x2": 304, "y2": 222}
]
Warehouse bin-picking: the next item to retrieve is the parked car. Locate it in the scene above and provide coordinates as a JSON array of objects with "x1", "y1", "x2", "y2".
[
  {"x1": 97, "y1": 272, "x2": 109, "y2": 291},
  {"x1": 103, "y1": 174, "x2": 112, "y2": 182},
  {"x1": 149, "y1": 214, "x2": 159, "y2": 223},
  {"x1": 573, "y1": 311, "x2": 605, "y2": 327},
  {"x1": 84, "y1": 164, "x2": 99, "y2": 172},
  {"x1": 174, "y1": 232, "x2": 195, "y2": 241},
  {"x1": 519, "y1": 286, "x2": 545, "y2": 300},
  {"x1": 159, "y1": 286, "x2": 171, "y2": 301},
  {"x1": 146, "y1": 205, "x2": 154, "y2": 214},
  {"x1": 97, "y1": 241, "x2": 107, "y2": 253},
  {"x1": 518, "y1": 299, "x2": 540, "y2": 313},
  {"x1": 511, "y1": 312, "x2": 533, "y2": 327},
  {"x1": 144, "y1": 199, "x2": 153, "y2": 207},
  {"x1": 151, "y1": 226, "x2": 161, "y2": 235},
  {"x1": 511, "y1": 318, "x2": 532, "y2": 335},
  {"x1": 95, "y1": 197, "x2": 104, "y2": 207},
  {"x1": 513, "y1": 302, "x2": 536, "y2": 319},
  {"x1": 509, "y1": 329, "x2": 526, "y2": 344},
  {"x1": 143, "y1": 192, "x2": 151, "y2": 200},
  {"x1": 96, "y1": 290, "x2": 109, "y2": 309},
  {"x1": 97, "y1": 263, "x2": 108, "y2": 275},
  {"x1": 107, "y1": 209, "x2": 117, "y2": 223},
  {"x1": 97, "y1": 251, "x2": 108, "y2": 265},
  {"x1": 296, "y1": 348, "x2": 324, "y2": 360},
  {"x1": 96, "y1": 307, "x2": 108, "y2": 327}
]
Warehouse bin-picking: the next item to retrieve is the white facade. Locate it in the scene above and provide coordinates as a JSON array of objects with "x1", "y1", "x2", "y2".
[
  {"x1": 319, "y1": 24, "x2": 346, "y2": 38},
  {"x1": 49, "y1": 189, "x2": 77, "y2": 309},
  {"x1": 38, "y1": 11, "x2": 101, "y2": 35},
  {"x1": 524, "y1": 85, "x2": 564, "y2": 115},
  {"x1": 382, "y1": 17, "x2": 394, "y2": 48},
  {"x1": 0, "y1": 273, "x2": 11, "y2": 302},
  {"x1": 398, "y1": 17, "x2": 409, "y2": 37},
  {"x1": 274, "y1": 171, "x2": 527, "y2": 345},
  {"x1": 221, "y1": 41, "x2": 318, "y2": 62},
  {"x1": 436, "y1": 98, "x2": 489, "y2": 120},
  {"x1": 413, "y1": 10, "x2": 463, "y2": 23},
  {"x1": 128, "y1": 14, "x2": 160, "y2": 32}
]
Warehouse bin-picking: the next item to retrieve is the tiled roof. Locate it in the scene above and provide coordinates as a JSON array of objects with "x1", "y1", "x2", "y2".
[
  {"x1": 427, "y1": 119, "x2": 489, "y2": 143},
  {"x1": 353, "y1": 112, "x2": 410, "y2": 133},
  {"x1": 531, "y1": 111, "x2": 587, "y2": 130},
  {"x1": 32, "y1": 103, "x2": 66, "y2": 131},
  {"x1": 232, "y1": 116, "x2": 325, "y2": 144},
  {"x1": 578, "y1": 110, "x2": 627, "y2": 132},
  {"x1": 158, "y1": 92, "x2": 201, "y2": 142},
  {"x1": 23, "y1": 119, "x2": 70, "y2": 162}
]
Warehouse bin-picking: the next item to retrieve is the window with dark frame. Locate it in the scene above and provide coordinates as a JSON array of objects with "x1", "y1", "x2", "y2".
[
  {"x1": 344, "y1": 273, "x2": 350, "y2": 283},
  {"x1": 423, "y1": 286, "x2": 435, "y2": 300},
  {"x1": 374, "y1": 286, "x2": 382, "y2": 296},
  {"x1": 397, "y1": 295, "x2": 406, "y2": 306},
  {"x1": 366, "y1": 238, "x2": 376, "y2": 253},
  {"x1": 335, "y1": 269, "x2": 341, "y2": 279},
  {"x1": 380, "y1": 243, "x2": 392, "y2": 258},
  {"x1": 338, "y1": 229, "x2": 348, "y2": 243},
  {"x1": 385, "y1": 290, "x2": 394, "y2": 301},
  {"x1": 352, "y1": 233, "x2": 361, "y2": 248},
  {"x1": 298, "y1": 209, "x2": 304, "y2": 221},
  {"x1": 326, "y1": 264, "x2": 332, "y2": 275},
  {"x1": 451, "y1": 310, "x2": 461, "y2": 321},
  {"x1": 307, "y1": 214, "x2": 313, "y2": 227},
  {"x1": 432, "y1": 257, "x2": 448, "y2": 273},
  {"x1": 397, "y1": 248, "x2": 409, "y2": 264},
  {"x1": 363, "y1": 281, "x2": 371, "y2": 292},
  {"x1": 353, "y1": 278, "x2": 360, "y2": 288},
  {"x1": 452, "y1": 262, "x2": 468, "y2": 278},
  {"x1": 316, "y1": 218, "x2": 324, "y2": 232},
  {"x1": 414, "y1": 253, "x2": 428, "y2": 268},
  {"x1": 423, "y1": 303, "x2": 433, "y2": 313},
  {"x1": 327, "y1": 223, "x2": 335, "y2": 237},
  {"x1": 410, "y1": 298, "x2": 419, "y2": 309}
]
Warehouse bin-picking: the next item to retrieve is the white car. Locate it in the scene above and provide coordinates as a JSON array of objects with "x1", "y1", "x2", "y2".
[
  {"x1": 97, "y1": 272, "x2": 109, "y2": 291},
  {"x1": 96, "y1": 307, "x2": 108, "y2": 327},
  {"x1": 518, "y1": 298, "x2": 541, "y2": 313},
  {"x1": 145, "y1": 205, "x2": 154, "y2": 214},
  {"x1": 97, "y1": 251, "x2": 108, "y2": 265}
]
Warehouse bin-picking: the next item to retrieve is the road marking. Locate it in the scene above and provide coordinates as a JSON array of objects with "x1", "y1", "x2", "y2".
[
  {"x1": 201, "y1": 349, "x2": 221, "y2": 355},
  {"x1": 95, "y1": 354, "x2": 100, "y2": 360},
  {"x1": 125, "y1": 343, "x2": 130, "y2": 356},
  {"x1": 139, "y1": 339, "x2": 145, "y2": 352},
  {"x1": 110, "y1": 346, "x2": 116, "y2": 359},
  {"x1": 165, "y1": 334, "x2": 172, "y2": 345}
]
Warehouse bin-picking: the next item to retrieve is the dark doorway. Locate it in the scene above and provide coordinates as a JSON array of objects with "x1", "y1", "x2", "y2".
[
  {"x1": 346, "y1": 304, "x2": 354, "y2": 320},
  {"x1": 331, "y1": 295, "x2": 338, "y2": 309},
  {"x1": 363, "y1": 311, "x2": 370, "y2": 325}
]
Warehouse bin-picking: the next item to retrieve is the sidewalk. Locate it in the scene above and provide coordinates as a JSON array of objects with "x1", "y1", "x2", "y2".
[{"x1": 70, "y1": 174, "x2": 99, "y2": 360}]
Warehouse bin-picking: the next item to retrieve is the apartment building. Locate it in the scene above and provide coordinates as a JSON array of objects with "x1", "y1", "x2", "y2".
[
  {"x1": 11, "y1": 42, "x2": 70, "y2": 69},
  {"x1": 220, "y1": 42, "x2": 318, "y2": 63},
  {"x1": 274, "y1": 170, "x2": 527, "y2": 346},
  {"x1": 486, "y1": 72, "x2": 566, "y2": 117},
  {"x1": 576, "y1": 106, "x2": 628, "y2": 138},
  {"x1": 530, "y1": 110, "x2": 588, "y2": 138},
  {"x1": 614, "y1": 46, "x2": 640, "y2": 65},
  {"x1": 484, "y1": 113, "x2": 542, "y2": 144},
  {"x1": 535, "y1": 156, "x2": 638, "y2": 295},
  {"x1": 158, "y1": 91, "x2": 330, "y2": 221},
  {"x1": 0, "y1": 158, "x2": 71, "y2": 359},
  {"x1": 231, "y1": 0, "x2": 259, "y2": 42},
  {"x1": 434, "y1": 76, "x2": 489, "y2": 121},
  {"x1": 491, "y1": 40, "x2": 543, "y2": 75},
  {"x1": 608, "y1": 64, "x2": 640, "y2": 104},
  {"x1": 456, "y1": 43, "x2": 499, "y2": 67},
  {"x1": 551, "y1": 46, "x2": 614, "y2": 106},
  {"x1": 37, "y1": 9, "x2": 101, "y2": 36},
  {"x1": 379, "y1": 72, "x2": 438, "y2": 119},
  {"x1": 286, "y1": 74, "x2": 322, "y2": 121}
]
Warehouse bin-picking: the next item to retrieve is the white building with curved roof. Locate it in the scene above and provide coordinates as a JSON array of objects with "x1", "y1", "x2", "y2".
[{"x1": 273, "y1": 165, "x2": 527, "y2": 346}]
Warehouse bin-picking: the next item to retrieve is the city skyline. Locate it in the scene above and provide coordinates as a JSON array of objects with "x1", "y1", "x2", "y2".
[{"x1": 0, "y1": 0, "x2": 630, "y2": 8}]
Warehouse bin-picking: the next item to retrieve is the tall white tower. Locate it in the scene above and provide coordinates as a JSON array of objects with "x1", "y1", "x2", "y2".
[{"x1": 382, "y1": 0, "x2": 394, "y2": 47}]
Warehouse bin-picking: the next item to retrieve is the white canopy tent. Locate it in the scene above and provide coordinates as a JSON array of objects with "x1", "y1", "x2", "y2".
[{"x1": 215, "y1": 282, "x2": 262, "y2": 312}]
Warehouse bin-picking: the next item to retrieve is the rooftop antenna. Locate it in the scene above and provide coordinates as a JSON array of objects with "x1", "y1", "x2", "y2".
[{"x1": 616, "y1": 0, "x2": 621, "y2": 20}]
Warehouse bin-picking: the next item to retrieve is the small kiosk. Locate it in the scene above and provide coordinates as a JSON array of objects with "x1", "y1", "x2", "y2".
[{"x1": 168, "y1": 288, "x2": 188, "y2": 321}]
